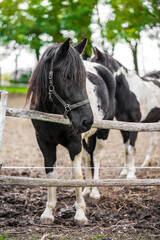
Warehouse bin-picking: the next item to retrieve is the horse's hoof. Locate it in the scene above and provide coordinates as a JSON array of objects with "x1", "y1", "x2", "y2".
[
  {"x1": 82, "y1": 187, "x2": 91, "y2": 196},
  {"x1": 90, "y1": 192, "x2": 100, "y2": 199},
  {"x1": 74, "y1": 216, "x2": 88, "y2": 226},
  {"x1": 126, "y1": 173, "x2": 137, "y2": 179},
  {"x1": 141, "y1": 161, "x2": 152, "y2": 167},
  {"x1": 89, "y1": 187, "x2": 100, "y2": 200},
  {"x1": 40, "y1": 208, "x2": 54, "y2": 224},
  {"x1": 119, "y1": 169, "x2": 128, "y2": 177},
  {"x1": 74, "y1": 210, "x2": 88, "y2": 225}
]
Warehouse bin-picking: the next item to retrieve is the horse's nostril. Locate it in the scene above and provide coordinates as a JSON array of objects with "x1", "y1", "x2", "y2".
[{"x1": 83, "y1": 119, "x2": 92, "y2": 128}]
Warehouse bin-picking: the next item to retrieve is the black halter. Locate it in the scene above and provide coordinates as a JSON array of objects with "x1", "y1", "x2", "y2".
[{"x1": 48, "y1": 66, "x2": 89, "y2": 119}]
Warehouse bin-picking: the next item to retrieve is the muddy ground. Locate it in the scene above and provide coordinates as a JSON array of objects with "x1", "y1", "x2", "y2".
[{"x1": 0, "y1": 94, "x2": 160, "y2": 240}]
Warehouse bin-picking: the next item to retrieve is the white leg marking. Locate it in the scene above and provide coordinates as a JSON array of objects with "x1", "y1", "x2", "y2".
[
  {"x1": 120, "y1": 142, "x2": 129, "y2": 177},
  {"x1": 90, "y1": 139, "x2": 106, "y2": 199},
  {"x1": 126, "y1": 145, "x2": 136, "y2": 179},
  {"x1": 142, "y1": 132, "x2": 159, "y2": 167},
  {"x1": 72, "y1": 152, "x2": 88, "y2": 224},
  {"x1": 41, "y1": 170, "x2": 57, "y2": 224},
  {"x1": 82, "y1": 147, "x2": 92, "y2": 196}
]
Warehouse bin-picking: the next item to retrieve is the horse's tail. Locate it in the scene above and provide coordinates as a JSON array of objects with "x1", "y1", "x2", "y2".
[{"x1": 83, "y1": 134, "x2": 97, "y2": 176}]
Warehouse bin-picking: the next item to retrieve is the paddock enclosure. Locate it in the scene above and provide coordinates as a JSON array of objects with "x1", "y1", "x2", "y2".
[{"x1": 0, "y1": 92, "x2": 160, "y2": 239}]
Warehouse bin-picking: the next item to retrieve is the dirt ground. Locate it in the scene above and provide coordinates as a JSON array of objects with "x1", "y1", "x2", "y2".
[{"x1": 0, "y1": 94, "x2": 160, "y2": 240}]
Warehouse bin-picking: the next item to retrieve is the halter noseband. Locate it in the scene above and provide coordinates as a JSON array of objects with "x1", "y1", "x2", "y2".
[{"x1": 48, "y1": 68, "x2": 89, "y2": 119}]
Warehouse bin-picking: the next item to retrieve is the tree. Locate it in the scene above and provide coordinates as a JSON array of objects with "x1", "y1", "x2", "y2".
[
  {"x1": 101, "y1": 0, "x2": 160, "y2": 74},
  {"x1": 0, "y1": 0, "x2": 98, "y2": 60}
]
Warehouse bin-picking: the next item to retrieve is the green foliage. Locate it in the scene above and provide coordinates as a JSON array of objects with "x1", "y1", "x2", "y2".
[
  {"x1": 103, "y1": 0, "x2": 160, "y2": 45},
  {"x1": 100, "y1": 0, "x2": 160, "y2": 73},
  {"x1": 10, "y1": 73, "x2": 31, "y2": 84},
  {"x1": 0, "y1": 0, "x2": 98, "y2": 59}
]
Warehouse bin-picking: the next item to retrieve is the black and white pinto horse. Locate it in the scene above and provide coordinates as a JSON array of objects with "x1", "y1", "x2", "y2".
[
  {"x1": 90, "y1": 47, "x2": 160, "y2": 182},
  {"x1": 141, "y1": 70, "x2": 160, "y2": 167},
  {"x1": 26, "y1": 38, "x2": 115, "y2": 224}
]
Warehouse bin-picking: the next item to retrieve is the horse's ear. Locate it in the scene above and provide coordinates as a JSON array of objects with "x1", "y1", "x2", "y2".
[
  {"x1": 56, "y1": 38, "x2": 70, "y2": 60},
  {"x1": 75, "y1": 37, "x2": 88, "y2": 54},
  {"x1": 92, "y1": 47, "x2": 105, "y2": 61}
]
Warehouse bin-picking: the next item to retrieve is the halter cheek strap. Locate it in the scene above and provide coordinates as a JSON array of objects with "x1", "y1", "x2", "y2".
[{"x1": 48, "y1": 70, "x2": 89, "y2": 118}]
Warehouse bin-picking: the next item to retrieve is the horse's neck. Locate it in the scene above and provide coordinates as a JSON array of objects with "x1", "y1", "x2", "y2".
[{"x1": 34, "y1": 99, "x2": 58, "y2": 114}]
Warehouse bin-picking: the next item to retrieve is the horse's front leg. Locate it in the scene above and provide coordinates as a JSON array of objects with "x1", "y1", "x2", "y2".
[
  {"x1": 90, "y1": 138, "x2": 106, "y2": 199},
  {"x1": 89, "y1": 130, "x2": 109, "y2": 199},
  {"x1": 69, "y1": 141, "x2": 88, "y2": 224},
  {"x1": 82, "y1": 145, "x2": 92, "y2": 196},
  {"x1": 119, "y1": 131, "x2": 130, "y2": 177},
  {"x1": 36, "y1": 134, "x2": 57, "y2": 224},
  {"x1": 41, "y1": 168, "x2": 57, "y2": 224},
  {"x1": 126, "y1": 132, "x2": 138, "y2": 179}
]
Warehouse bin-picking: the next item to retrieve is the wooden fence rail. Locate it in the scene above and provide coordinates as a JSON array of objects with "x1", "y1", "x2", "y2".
[
  {"x1": 6, "y1": 107, "x2": 160, "y2": 132},
  {"x1": 0, "y1": 176, "x2": 160, "y2": 187}
]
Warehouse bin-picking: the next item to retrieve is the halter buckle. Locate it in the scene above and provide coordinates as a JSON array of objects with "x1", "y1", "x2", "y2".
[
  {"x1": 48, "y1": 85, "x2": 54, "y2": 101},
  {"x1": 63, "y1": 104, "x2": 71, "y2": 118},
  {"x1": 49, "y1": 71, "x2": 53, "y2": 80}
]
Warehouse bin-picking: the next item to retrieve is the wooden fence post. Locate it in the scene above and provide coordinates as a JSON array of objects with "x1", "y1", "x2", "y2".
[{"x1": 0, "y1": 90, "x2": 8, "y2": 169}]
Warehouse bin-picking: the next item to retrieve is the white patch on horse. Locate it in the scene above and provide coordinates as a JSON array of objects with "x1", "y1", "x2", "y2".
[
  {"x1": 120, "y1": 67, "x2": 160, "y2": 121},
  {"x1": 83, "y1": 60, "x2": 100, "y2": 75},
  {"x1": 113, "y1": 69, "x2": 121, "y2": 78},
  {"x1": 82, "y1": 75, "x2": 105, "y2": 139}
]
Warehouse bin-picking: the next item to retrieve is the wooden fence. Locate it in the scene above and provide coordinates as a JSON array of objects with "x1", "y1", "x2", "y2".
[{"x1": 0, "y1": 90, "x2": 160, "y2": 187}]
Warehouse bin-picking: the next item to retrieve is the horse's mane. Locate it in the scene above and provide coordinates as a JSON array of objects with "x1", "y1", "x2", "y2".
[
  {"x1": 115, "y1": 59, "x2": 128, "y2": 73},
  {"x1": 143, "y1": 70, "x2": 160, "y2": 79},
  {"x1": 26, "y1": 43, "x2": 86, "y2": 108}
]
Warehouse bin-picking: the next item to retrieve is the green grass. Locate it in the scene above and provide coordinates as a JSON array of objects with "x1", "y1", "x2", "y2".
[
  {"x1": 0, "y1": 233, "x2": 158, "y2": 240},
  {"x1": 0, "y1": 234, "x2": 21, "y2": 240},
  {"x1": 0, "y1": 86, "x2": 27, "y2": 94}
]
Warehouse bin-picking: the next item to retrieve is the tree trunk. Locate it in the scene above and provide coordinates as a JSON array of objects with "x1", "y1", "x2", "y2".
[
  {"x1": 35, "y1": 48, "x2": 40, "y2": 61},
  {"x1": 130, "y1": 42, "x2": 139, "y2": 74}
]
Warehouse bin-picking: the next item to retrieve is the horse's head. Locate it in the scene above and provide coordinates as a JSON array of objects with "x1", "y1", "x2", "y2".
[
  {"x1": 91, "y1": 47, "x2": 119, "y2": 74},
  {"x1": 27, "y1": 38, "x2": 93, "y2": 134}
]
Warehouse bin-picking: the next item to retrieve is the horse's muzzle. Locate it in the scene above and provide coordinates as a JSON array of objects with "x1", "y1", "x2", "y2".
[{"x1": 72, "y1": 118, "x2": 93, "y2": 134}]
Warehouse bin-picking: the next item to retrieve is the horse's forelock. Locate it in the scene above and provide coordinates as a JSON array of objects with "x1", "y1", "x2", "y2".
[
  {"x1": 26, "y1": 44, "x2": 86, "y2": 108},
  {"x1": 56, "y1": 45, "x2": 86, "y2": 86}
]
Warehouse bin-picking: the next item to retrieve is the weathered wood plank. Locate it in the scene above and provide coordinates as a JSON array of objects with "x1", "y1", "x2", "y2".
[
  {"x1": 6, "y1": 107, "x2": 160, "y2": 132},
  {"x1": 0, "y1": 175, "x2": 160, "y2": 187},
  {"x1": 0, "y1": 90, "x2": 8, "y2": 168}
]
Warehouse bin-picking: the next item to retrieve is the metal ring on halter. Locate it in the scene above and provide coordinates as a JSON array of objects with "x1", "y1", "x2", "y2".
[
  {"x1": 49, "y1": 85, "x2": 54, "y2": 92},
  {"x1": 63, "y1": 104, "x2": 72, "y2": 118},
  {"x1": 48, "y1": 85, "x2": 54, "y2": 101}
]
